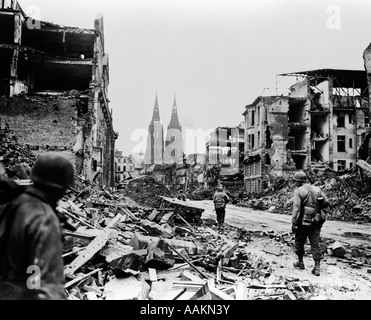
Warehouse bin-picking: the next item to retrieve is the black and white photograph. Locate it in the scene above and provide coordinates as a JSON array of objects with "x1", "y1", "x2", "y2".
[{"x1": 1, "y1": 0, "x2": 371, "y2": 305}]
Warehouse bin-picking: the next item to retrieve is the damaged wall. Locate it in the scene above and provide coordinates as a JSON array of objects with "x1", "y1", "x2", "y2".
[
  {"x1": 0, "y1": 93, "x2": 96, "y2": 172},
  {"x1": 0, "y1": 95, "x2": 77, "y2": 160},
  {"x1": 267, "y1": 97, "x2": 295, "y2": 178},
  {"x1": 0, "y1": 4, "x2": 117, "y2": 186},
  {"x1": 363, "y1": 43, "x2": 371, "y2": 108}
]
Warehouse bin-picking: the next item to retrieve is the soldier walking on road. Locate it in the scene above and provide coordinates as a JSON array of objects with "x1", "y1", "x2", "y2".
[
  {"x1": 291, "y1": 171, "x2": 329, "y2": 276},
  {"x1": 213, "y1": 184, "x2": 229, "y2": 229}
]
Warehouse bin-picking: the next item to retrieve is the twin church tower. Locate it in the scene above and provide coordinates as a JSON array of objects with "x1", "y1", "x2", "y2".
[{"x1": 144, "y1": 94, "x2": 184, "y2": 165}]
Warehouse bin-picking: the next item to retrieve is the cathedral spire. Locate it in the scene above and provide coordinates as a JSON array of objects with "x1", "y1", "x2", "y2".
[
  {"x1": 152, "y1": 93, "x2": 160, "y2": 122},
  {"x1": 168, "y1": 94, "x2": 181, "y2": 130}
]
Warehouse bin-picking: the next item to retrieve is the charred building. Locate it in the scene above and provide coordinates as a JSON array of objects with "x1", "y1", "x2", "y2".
[{"x1": 0, "y1": 1, "x2": 117, "y2": 186}]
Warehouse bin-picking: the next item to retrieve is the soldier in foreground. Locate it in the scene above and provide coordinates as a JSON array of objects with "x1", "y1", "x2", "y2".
[
  {"x1": 0, "y1": 152, "x2": 74, "y2": 299},
  {"x1": 291, "y1": 171, "x2": 329, "y2": 276}
]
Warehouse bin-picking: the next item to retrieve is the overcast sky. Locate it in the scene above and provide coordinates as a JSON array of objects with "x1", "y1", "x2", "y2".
[{"x1": 18, "y1": 0, "x2": 371, "y2": 156}]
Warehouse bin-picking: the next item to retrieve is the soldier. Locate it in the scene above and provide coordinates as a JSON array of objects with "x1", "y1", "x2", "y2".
[
  {"x1": 291, "y1": 171, "x2": 329, "y2": 276},
  {"x1": 213, "y1": 184, "x2": 229, "y2": 228},
  {"x1": 0, "y1": 152, "x2": 74, "y2": 299}
]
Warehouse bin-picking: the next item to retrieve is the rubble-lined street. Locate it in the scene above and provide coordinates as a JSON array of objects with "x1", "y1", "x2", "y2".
[{"x1": 58, "y1": 177, "x2": 371, "y2": 300}]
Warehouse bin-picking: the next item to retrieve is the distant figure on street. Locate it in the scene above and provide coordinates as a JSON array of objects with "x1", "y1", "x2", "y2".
[
  {"x1": 213, "y1": 184, "x2": 229, "y2": 228},
  {"x1": 291, "y1": 171, "x2": 329, "y2": 276},
  {"x1": 0, "y1": 152, "x2": 75, "y2": 299}
]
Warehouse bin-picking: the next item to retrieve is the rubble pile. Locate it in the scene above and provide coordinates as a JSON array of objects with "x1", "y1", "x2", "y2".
[
  {"x1": 61, "y1": 191, "x2": 318, "y2": 301},
  {"x1": 57, "y1": 183, "x2": 325, "y2": 300},
  {"x1": 0, "y1": 125, "x2": 36, "y2": 179},
  {"x1": 119, "y1": 175, "x2": 173, "y2": 208},
  {"x1": 60, "y1": 189, "x2": 371, "y2": 301},
  {"x1": 187, "y1": 187, "x2": 215, "y2": 200},
  {"x1": 237, "y1": 169, "x2": 371, "y2": 223}
]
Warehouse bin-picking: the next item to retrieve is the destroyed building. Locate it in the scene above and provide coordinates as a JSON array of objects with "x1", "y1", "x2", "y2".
[
  {"x1": 0, "y1": 1, "x2": 117, "y2": 186},
  {"x1": 205, "y1": 125, "x2": 245, "y2": 188},
  {"x1": 114, "y1": 150, "x2": 136, "y2": 183},
  {"x1": 243, "y1": 69, "x2": 369, "y2": 194}
]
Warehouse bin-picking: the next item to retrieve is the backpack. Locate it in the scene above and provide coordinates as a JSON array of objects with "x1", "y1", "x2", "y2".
[
  {"x1": 214, "y1": 192, "x2": 227, "y2": 209},
  {"x1": 300, "y1": 184, "x2": 328, "y2": 226}
]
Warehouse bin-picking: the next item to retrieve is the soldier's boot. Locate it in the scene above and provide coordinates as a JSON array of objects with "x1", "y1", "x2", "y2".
[
  {"x1": 312, "y1": 260, "x2": 320, "y2": 276},
  {"x1": 293, "y1": 256, "x2": 305, "y2": 269}
]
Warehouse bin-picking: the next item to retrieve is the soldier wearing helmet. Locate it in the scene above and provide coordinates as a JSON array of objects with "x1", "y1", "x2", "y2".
[
  {"x1": 291, "y1": 171, "x2": 329, "y2": 277},
  {"x1": 0, "y1": 152, "x2": 74, "y2": 299},
  {"x1": 213, "y1": 184, "x2": 229, "y2": 229}
]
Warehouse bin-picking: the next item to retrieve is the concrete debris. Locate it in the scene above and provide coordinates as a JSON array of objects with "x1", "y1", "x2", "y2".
[
  {"x1": 2, "y1": 131, "x2": 371, "y2": 300},
  {"x1": 237, "y1": 168, "x2": 371, "y2": 223}
]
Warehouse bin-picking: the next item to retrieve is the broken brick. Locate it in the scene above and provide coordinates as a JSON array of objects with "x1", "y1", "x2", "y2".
[{"x1": 145, "y1": 239, "x2": 175, "y2": 270}]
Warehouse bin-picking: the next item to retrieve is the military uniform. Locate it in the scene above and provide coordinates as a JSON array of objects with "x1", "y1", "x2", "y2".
[
  {"x1": 213, "y1": 190, "x2": 229, "y2": 226},
  {"x1": 0, "y1": 186, "x2": 66, "y2": 300},
  {"x1": 292, "y1": 183, "x2": 329, "y2": 261}
]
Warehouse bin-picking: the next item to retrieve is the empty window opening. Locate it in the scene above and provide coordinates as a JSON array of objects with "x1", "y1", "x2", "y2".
[
  {"x1": 288, "y1": 99, "x2": 306, "y2": 123},
  {"x1": 311, "y1": 114, "x2": 327, "y2": 139},
  {"x1": 349, "y1": 138, "x2": 353, "y2": 149},
  {"x1": 291, "y1": 154, "x2": 306, "y2": 170},
  {"x1": 338, "y1": 160, "x2": 346, "y2": 171},
  {"x1": 77, "y1": 97, "x2": 89, "y2": 115},
  {"x1": 311, "y1": 141, "x2": 326, "y2": 162},
  {"x1": 349, "y1": 114, "x2": 354, "y2": 125},
  {"x1": 0, "y1": 50, "x2": 12, "y2": 96},
  {"x1": 265, "y1": 126, "x2": 272, "y2": 148},
  {"x1": 337, "y1": 135, "x2": 345, "y2": 152},
  {"x1": 265, "y1": 154, "x2": 271, "y2": 165},
  {"x1": 365, "y1": 111, "x2": 370, "y2": 125},
  {"x1": 337, "y1": 112, "x2": 345, "y2": 127},
  {"x1": 251, "y1": 110, "x2": 255, "y2": 126},
  {"x1": 287, "y1": 131, "x2": 306, "y2": 151}
]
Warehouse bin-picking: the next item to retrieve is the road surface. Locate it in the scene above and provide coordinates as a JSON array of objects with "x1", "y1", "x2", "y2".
[{"x1": 188, "y1": 200, "x2": 371, "y2": 247}]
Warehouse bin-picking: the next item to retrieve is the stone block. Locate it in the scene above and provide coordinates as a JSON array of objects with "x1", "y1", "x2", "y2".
[
  {"x1": 331, "y1": 241, "x2": 347, "y2": 258},
  {"x1": 145, "y1": 239, "x2": 175, "y2": 270},
  {"x1": 141, "y1": 220, "x2": 173, "y2": 238},
  {"x1": 263, "y1": 243, "x2": 282, "y2": 256},
  {"x1": 104, "y1": 276, "x2": 150, "y2": 300},
  {"x1": 109, "y1": 252, "x2": 145, "y2": 276},
  {"x1": 100, "y1": 241, "x2": 134, "y2": 263}
]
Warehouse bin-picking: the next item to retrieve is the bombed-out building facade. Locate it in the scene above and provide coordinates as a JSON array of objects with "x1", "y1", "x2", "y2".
[
  {"x1": 205, "y1": 125, "x2": 245, "y2": 189},
  {"x1": 243, "y1": 69, "x2": 369, "y2": 194},
  {"x1": 0, "y1": 1, "x2": 117, "y2": 186}
]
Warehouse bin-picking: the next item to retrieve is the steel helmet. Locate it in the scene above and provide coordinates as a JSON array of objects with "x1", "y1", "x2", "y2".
[
  {"x1": 30, "y1": 152, "x2": 75, "y2": 189},
  {"x1": 293, "y1": 171, "x2": 307, "y2": 182}
]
